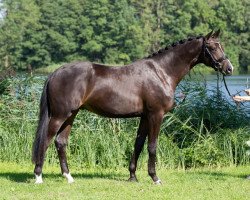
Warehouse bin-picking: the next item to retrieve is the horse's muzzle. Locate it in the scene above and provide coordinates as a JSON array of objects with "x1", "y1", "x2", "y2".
[
  {"x1": 225, "y1": 65, "x2": 233, "y2": 75},
  {"x1": 222, "y1": 60, "x2": 233, "y2": 76}
]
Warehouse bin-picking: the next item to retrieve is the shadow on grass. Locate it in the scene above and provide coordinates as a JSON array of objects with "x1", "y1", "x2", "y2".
[
  {"x1": 0, "y1": 172, "x2": 34, "y2": 183},
  {"x1": 1, "y1": 170, "x2": 249, "y2": 183},
  {"x1": 0, "y1": 171, "x2": 126, "y2": 183},
  {"x1": 185, "y1": 171, "x2": 249, "y2": 180}
]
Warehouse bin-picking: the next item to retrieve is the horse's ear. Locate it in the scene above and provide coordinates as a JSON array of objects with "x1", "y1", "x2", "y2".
[
  {"x1": 205, "y1": 30, "x2": 213, "y2": 41},
  {"x1": 213, "y1": 29, "x2": 221, "y2": 38}
]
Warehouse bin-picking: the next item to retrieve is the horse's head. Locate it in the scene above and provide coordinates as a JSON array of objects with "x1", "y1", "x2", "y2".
[{"x1": 202, "y1": 30, "x2": 233, "y2": 75}]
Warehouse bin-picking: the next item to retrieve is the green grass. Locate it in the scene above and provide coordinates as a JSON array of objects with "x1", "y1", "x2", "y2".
[{"x1": 0, "y1": 162, "x2": 250, "y2": 200}]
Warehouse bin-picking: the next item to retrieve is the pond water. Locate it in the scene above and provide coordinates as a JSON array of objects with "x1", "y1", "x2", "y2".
[
  {"x1": 176, "y1": 73, "x2": 250, "y2": 115},
  {"x1": 206, "y1": 74, "x2": 250, "y2": 96},
  {"x1": 206, "y1": 74, "x2": 250, "y2": 115}
]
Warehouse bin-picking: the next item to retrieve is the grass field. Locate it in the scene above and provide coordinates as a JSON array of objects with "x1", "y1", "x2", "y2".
[{"x1": 0, "y1": 162, "x2": 250, "y2": 200}]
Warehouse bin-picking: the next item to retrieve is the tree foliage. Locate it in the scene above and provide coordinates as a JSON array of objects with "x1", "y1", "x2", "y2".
[{"x1": 0, "y1": 0, "x2": 249, "y2": 72}]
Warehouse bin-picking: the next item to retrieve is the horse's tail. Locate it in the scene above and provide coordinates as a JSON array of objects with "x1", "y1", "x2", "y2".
[{"x1": 32, "y1": 77, "x2": 51, "y2": 164}]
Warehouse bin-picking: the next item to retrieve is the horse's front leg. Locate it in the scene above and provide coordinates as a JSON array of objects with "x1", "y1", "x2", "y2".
[
  {"x1": 128, "y1": 117, "x2": 148, "y2": 182},
  {"x1": 147, "y1": 111, "x2": 164, "y2": 184}
]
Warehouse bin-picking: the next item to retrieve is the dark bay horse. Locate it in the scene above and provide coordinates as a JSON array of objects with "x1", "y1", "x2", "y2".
[{"x1": 32, "y1": 30, "x2": 233, "y2": 184}]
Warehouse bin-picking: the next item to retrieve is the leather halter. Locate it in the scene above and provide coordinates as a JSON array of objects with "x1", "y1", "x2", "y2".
[{"x1": 203, "y1": 38, "x2": 228, "y2": 71}]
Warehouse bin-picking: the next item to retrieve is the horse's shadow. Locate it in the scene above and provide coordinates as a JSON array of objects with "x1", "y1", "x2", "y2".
[
  {"x1": 1, "y1": 170, "x2": 248, "y2": 183},
  {"x1": 0, "y1": 171, "x2": 126, "y2": 183}
]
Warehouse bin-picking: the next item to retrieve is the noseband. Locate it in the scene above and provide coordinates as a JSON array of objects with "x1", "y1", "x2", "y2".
[{"x1": 203, "y1": 38, "x2": 228, "y2": 71}]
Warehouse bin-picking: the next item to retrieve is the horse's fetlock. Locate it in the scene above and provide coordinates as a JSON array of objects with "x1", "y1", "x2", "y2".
[
  {"x1": 148, "y1": 170, "x2": 156, "y2": 177},
  {"x1": 34, "y1": 164, "x2": 43, "y2": 175}
]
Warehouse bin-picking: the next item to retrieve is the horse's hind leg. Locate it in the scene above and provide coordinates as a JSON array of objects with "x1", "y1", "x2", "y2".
[
  {"x1": 55, "y1": 112, "x2": 77, "y2": 183},
  {"x1": 34, "y1": 118, "x2": 65, "y2": 184}
]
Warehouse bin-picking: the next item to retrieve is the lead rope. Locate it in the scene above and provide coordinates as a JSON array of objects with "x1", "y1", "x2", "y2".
[
  {"x1": 222, "y1": 75, "x2": 232, "y2": 97},
  {"x1": 223, "y1": 74, "x2": 243, "y2": 107}
]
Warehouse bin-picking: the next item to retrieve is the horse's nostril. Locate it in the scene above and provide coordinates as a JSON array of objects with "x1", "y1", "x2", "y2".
[{"x1": 227, "y1": 67, "x2": 232, "y2": 73}]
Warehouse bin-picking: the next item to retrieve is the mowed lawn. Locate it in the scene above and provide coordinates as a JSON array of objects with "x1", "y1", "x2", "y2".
[{"x1": 0, "y1": 162, "x2": 250, "y2": 200}]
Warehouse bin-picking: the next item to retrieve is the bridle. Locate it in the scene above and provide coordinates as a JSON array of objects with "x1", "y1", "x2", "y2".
[
  {"x1": 203, "y1": 38, "x2": 228, "y2": 71},
  {"x1": 202, "y1": 37, "x2": 233, "y2": 97}
]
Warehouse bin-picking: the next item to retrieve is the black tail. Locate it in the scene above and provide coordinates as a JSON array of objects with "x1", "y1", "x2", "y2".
[{"x1": 32, "y1": 77, "x2": 51, "y2": 164}]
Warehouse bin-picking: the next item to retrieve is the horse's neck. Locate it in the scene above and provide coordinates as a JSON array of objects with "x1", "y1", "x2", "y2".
[{"x1": 157, "y1": 39, "x2": 203, "y2": 87}]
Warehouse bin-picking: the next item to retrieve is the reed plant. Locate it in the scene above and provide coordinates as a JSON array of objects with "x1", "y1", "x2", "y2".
[{"x1": 0, "y1": 75, "x2": 249, "y2": 169}]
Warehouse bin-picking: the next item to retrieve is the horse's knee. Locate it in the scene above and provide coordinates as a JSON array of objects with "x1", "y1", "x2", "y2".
[
  {"x1": 129, "y1": 162, "x2": 136, "y2": 173},
  {"x1": 148, "y1": 169, "x2": 156, "y2": 177}
]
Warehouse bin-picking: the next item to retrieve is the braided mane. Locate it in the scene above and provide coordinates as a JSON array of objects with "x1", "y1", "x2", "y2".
[{"x1": 146, "y1": 35, "x2": 203, "y2": 59}]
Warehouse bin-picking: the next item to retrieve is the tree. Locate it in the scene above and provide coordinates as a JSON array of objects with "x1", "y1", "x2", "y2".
[
  {"x1": 0, "y1": 0, "x2": 41, "y2": 69},
  {"x1": 79, "y1": 0, "x2": 148, "y2": 64},
  {"x1": 38, "y1": 0, "x2": 84, "y2": 64},
  {"x1": 215, "y1": 0, "x2": 248, "y2": 70},
  {"x1": 0, "y1": 0, "x2": 248, "y2": 71}
]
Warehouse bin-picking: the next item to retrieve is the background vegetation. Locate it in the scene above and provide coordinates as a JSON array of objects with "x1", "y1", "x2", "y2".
[
  {"x1": 0, "y1": 0, "x2": 249, "y2": 73},
  {"x1": 0, "y1": 75, "x2": 249, "y2": 169}
]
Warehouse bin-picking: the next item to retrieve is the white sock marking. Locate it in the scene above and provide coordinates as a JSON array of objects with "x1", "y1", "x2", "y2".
[
  {"x1": 154, "y1": 179, "x2": 162, "y2": 185},
  {"x1": 63, "y1": 172, "x2": 74, "y2": 183},
  {"x1": 35, "y1": 174, "x2": 43, "y2": 184}
]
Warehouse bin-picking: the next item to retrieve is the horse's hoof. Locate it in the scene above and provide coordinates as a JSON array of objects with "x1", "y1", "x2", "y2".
[
  {"x1": 128, "y1": 177, "x2": 138, "y2": 182},
  {"x1": 35, "y1": 174, "x2": 43, "y2": 184},
  {"x1": 154, "y1": 179, "x2": 162, "y2": 185},
  {"x1": 35, "y1": 180, "x2": 43, "y2": 184},
  {"x1": 63, "y1": 173, "x2": 74, "y2": 183}
]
